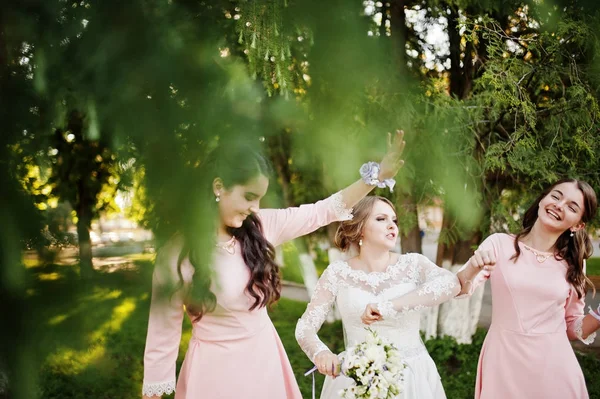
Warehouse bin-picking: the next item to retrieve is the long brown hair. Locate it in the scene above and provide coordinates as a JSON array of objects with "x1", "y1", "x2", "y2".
[
  {"x1": 335, "y1": 196, "x2": 395, "y2": 251},
  {"x1": 512, "y1": 178, "x2": 597, "y2": 298},
  {"x1": 176, "y1": 143, "x2": 280, "y2": 321}
]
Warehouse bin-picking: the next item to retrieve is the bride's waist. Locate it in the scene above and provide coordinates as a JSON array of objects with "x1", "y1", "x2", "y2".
[
  {"x1": 343, "y1": 341, "x2": 427, "y2": 360},
  {"x1": 346, "y1": 332, "x2": 426, "y2": 358}
]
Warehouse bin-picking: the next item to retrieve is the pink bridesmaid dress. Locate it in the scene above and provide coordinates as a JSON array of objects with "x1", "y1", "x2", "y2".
[
  {"x1": 142, "y1": 192, "x2": 353, "y2": 399},
  {"x1": 459, "y1": 233, "x2": 595, "y2": 399}
]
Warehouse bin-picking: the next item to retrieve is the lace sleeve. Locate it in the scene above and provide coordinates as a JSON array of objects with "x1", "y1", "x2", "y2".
[
  {"x1": 377, "y1": 254, "x2": 460, "y2": 318},
  {"x1": 295, "y1": 265, "x2": 339, "y2": 362}
]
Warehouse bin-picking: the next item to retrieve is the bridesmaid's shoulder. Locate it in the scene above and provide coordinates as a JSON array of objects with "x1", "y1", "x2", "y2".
[{"x1": 486, "y1": 232, "x2": 514, "y2": 243}]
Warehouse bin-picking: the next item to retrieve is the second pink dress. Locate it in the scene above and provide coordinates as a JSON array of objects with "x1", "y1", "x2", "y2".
[{"x1": 460, "y1": 233, "x2": 595, "y2": 399}]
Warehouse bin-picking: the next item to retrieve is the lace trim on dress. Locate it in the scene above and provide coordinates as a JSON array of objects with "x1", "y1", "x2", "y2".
[
  {"x1": 331, "y1": 192, "x2": 354, "y2": 221},
  {"x1": 296, "y1": 303, "x2": 330, "y2": 340},
  {"x1": 377, "y1": 300, "x2": 399, "y2": 318},
  {"x1": 334, "y1": 255, "x2": 418, "y2": 289},
  {"x1": 574, "y1": 317, "x2": 596, "y2": 345},
  {"x1": 377, "y1": 300, "x2": 426, "y2": 319},
  {"x1": 142, "y1": 380, "x2": 176, "y2": 397},
  {"x1": 417, "y1": 274, "x2": 459, "y2": 300}
]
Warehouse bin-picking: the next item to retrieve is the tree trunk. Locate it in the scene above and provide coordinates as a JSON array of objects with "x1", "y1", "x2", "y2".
[
  {"x1": 424, "y1": 208, "x2": 485, "y2": 342},
  {"x1": 265, "y1": 131, "x2": 294, "y2": 205},
  {"x1": 398, "y1": 192, "x2": 422, "y2": 254},
  {"x1": 76, "y1": 184, "x2": 94, "y2": 278},
  {"x1": 389, "y1": 0, "x2": 408, "y2": 68},
  {"x1": 420, "y1": 3, "x2": 484, "y2": 343}
]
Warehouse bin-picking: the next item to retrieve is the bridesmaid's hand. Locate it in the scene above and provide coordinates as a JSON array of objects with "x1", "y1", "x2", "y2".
[
  {"x1": 378, "y1": 130, "x2": 406, "y2": 180},
  {"x1": 361, "y1": 303, "x2": 382, "y2": 325},
  {"x1": 468, "y1": 249, "x2": 497, "y2": 272},
  {"x1": 314, "y1": 350, "x2": 340, "y2": 378}
]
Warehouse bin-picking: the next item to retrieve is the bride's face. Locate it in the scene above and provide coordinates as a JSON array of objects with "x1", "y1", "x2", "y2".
[{"x1": 361, "y1": 200, "x2": 398, "y2": 250}]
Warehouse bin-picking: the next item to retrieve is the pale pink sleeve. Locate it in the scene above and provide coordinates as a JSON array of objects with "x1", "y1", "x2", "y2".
[
  {"x1": 454, "y1": 233, "x2": 498, "y2": 299},
  {"x1": 142, "y1": 239, "x2": 186, "y2": 397},
  {"x1": 565, "y1": 261, "x2": 596, "y2": 345},
  {"x1": 258, "y1": 191, "x2": 353, "y2": 247}
]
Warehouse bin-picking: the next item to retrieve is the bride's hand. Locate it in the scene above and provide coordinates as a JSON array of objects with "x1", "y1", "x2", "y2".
[
  {"x1": 314, "y1": 350, "x2": 340, "y2": 378},
  {"x1": 361, "y1": 303, "x2": 382, "y2": 325},
  {"x1": 378, "y1": 130, "x2": 406, "y2": 180}
]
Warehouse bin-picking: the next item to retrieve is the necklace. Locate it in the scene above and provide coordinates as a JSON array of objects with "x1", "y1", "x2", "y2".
[
  {"x1": 216, "y1": 236, "x2": 236, "y2": 255},
  {"x1": 522, "y1": 243, "x2": 553, "y2": 263}
]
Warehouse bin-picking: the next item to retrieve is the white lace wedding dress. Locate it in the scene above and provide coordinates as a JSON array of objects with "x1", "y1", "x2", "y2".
[{"x1": 295, "y1": 253, "x2": 460, "y2": 399}]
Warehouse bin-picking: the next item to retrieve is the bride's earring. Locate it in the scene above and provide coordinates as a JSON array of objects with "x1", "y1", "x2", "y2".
[
  {"x1": 216, "y1": 193, "x2": 221, "y2": 202},
  {"x1": 359, "y1": 239, "x2": 363, "y2": 246}
]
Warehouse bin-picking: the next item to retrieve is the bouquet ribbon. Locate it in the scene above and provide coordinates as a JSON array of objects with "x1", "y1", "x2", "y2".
[
  {"x1": 304, "y1": 366, "x2": 319, "y2": 399},
  {"x1": 304, "y1": 353, "x2": 345, "y2": 399}
]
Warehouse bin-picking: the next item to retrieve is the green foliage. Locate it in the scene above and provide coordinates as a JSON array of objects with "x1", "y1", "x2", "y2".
[
  {"x1": 5, "y1": 1, "x2": 600, "y2": 396},
  {"x1": 123, "y1": 165, "x2": 153, "y2": 229},
  {"x1": 236, "y1": 0, "x2": 312, "y2": 97},
  {"x1": 439, "y1": 8, "x2": 600, "y2": 240},
  {"x1": 281, "y1": 241, "x2": 305, "y2": 284}
]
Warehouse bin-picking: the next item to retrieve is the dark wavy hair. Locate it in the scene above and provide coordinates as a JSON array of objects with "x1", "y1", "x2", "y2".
[
  {"x1": 176, "y1": 143, "x2": 280, "y2": 321},
  {"x1": 511, "y1": 178, "x2": 597, "y2": 299}
]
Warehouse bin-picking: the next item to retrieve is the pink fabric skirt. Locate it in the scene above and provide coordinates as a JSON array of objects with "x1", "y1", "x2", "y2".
[
  {"x1": 175, "y1": 322, "x2": 302, "y2": 399},
  {"x1": 476, "y1": 327, "x2": 588, "y2": 399}
]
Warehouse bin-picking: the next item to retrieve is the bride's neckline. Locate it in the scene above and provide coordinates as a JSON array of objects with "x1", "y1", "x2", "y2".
[{"x1": 341, "y1": 254, "x2": 402, "y2": 276}]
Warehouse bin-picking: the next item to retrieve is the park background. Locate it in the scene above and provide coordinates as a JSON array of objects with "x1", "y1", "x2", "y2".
[{"x1": 3, "y1": 0, "x2": 600, "y2": 398}]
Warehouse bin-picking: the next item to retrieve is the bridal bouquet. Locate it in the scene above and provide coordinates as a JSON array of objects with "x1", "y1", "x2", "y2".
[{"x1": 339, "y1": 328, "x2": 405, "y2": 399}]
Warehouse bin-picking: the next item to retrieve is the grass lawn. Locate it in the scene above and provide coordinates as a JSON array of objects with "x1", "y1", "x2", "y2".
[
  {"x1": 587, "y1": 257, "x2": 600, "y2": 276},
  {"x1": 14, "y1": 258, "x2": 600, "y2": 398}
]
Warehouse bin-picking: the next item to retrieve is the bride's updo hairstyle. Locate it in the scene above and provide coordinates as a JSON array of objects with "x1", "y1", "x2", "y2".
[{"x1": 334, "y1": 196, "x2": 395, "y2": 251}]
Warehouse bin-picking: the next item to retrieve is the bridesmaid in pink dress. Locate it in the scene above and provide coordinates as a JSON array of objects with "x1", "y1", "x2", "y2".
[
  {"x1": 457, "y1": 178, "x2": 600, "y2": 399},
  {"x1": 141, "y1": 132, "x2": 406, "y2": 399}
]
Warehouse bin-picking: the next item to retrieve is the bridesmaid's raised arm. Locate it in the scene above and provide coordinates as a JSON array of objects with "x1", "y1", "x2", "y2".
[{"x1": 260, "y1": 130, "x2": 406, "y2": 247}]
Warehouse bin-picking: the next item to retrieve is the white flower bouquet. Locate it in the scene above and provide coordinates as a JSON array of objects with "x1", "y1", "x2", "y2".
[{"x1": 339, "y1": 328, "x2": 405, "y2": 399}]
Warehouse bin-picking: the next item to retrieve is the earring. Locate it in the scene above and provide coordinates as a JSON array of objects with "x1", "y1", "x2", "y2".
[
  {"x1": 570, "y1": 231, "x2": 574, "y2": 237},
  {"x1": 215, "y1": 193, "x2": 221, "y2": 202},
  {"x1": 359, "y1": 239, "x2": 363, "y2": 246}
]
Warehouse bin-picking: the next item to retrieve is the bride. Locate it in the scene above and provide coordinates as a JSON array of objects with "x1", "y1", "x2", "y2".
[{"x1": 295, "y1": 196, "x2": 460, "y2": 399}]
